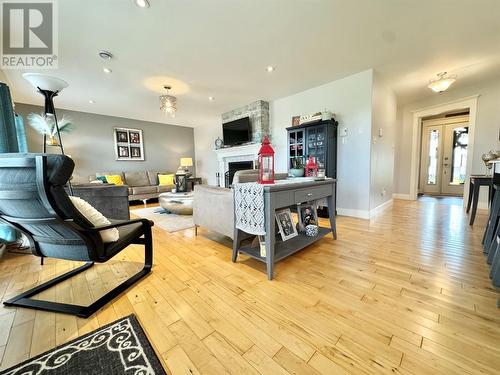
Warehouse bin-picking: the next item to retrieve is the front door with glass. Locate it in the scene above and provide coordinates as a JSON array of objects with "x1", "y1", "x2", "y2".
[{"x1": 419, "y1": 116, "x2": 469, "y2": 196}]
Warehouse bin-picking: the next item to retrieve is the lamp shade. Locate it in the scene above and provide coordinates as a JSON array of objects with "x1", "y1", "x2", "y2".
[
  {"x1": 23, "y1": 73, "x2": 68, "y2": 92},
  {"x1": 180, "y1": 157, "x2": 193, "y2": 167}
]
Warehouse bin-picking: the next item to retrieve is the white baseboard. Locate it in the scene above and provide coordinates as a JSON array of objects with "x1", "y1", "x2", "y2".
[
  {"x1": 337, "y1": 207, "x2": 370, "y2": 220},
  {"x1": 477, "y1": 201, "x2": 489, "y2": 210},
  {"x1": 370, "y1": 199, "x2": 393, "y2": 218},
  {"x1": 392, "y1": 193, "x2": 412, "y2": 200}
]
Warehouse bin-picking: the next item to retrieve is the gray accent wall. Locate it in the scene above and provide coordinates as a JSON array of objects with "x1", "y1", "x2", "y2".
[{"x1": 15, "y1": 103, "x2": 195, "y2": 182}]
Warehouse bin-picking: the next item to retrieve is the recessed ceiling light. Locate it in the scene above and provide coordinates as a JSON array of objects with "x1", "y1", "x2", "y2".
[
  {"x1": 208, "y1": 96, "x2": 215, "y2": 101},
  {"x1": 266, "y1": 65, "x2": 275, "y2": 72},
  {"x1": 98, "y1": 51, "x2": 113, "y2": 60},
  {"x1": 89, "y1": 100, "x2": 95, "y2": 104},
  {"x1": 134, "y1": 0, "x2": 150, "y2": 8},
  {"x1": 103, "y1": 67, "x2": 112, "y2": 74}
]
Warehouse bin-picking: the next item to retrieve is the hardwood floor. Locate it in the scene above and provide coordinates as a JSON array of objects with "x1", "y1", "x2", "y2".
[{"x1": 0, "y1": 197, "x2": 499, "y2": 374}]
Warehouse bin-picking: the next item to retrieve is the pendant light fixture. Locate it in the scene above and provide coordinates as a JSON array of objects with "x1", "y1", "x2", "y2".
[
  {"x1": 428, "y1": 72, "x2": 457, "y2": 93},
  {"x1": 159, "y1": 85, "x2": 177, "y2": 117}
]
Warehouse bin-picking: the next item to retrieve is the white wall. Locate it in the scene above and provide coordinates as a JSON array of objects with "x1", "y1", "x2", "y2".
[
  {"x1": 370, "y1": 73, "x2": 397, "y2": 210},
  {"x1": 394, "y1": 75, "x2": 500, "y2": 206},
  {"x1": 194, "y1": 117, "x2": 221, "y2": 186},
  {"x1": 270, "y1": 70, "x2": 374, "y2": 217}
]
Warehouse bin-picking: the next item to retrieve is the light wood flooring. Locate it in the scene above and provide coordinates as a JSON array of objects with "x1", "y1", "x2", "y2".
[{"x1": 0, "y1": 197, "x2": 499, "y2": 374}]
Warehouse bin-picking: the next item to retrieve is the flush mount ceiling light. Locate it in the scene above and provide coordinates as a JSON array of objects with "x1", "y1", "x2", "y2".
[
  {"x1": 428, "y1": 72, "x2": 457, "y2": 93},
  {"x1": 88, "y1": 100, "x2": 95, "y2": 104},
  {"x1": 98, "y1": 51, "x2": 113, "y2": 60},
  {"x1": 160, "y1": 85, "x2": 177, "y2": 117},
  {"x1": 103, "y1": 67, "x2": 112, "y2": 74},
  {"x1": 208, "y1": 96, "x2": 215, "y2": 101},
  {"x1": 266, "y1": 65, "x2": 275, "y2": 72},
  {"x1": 134, "y1": 0, "x2": 150, "y2": 8}
]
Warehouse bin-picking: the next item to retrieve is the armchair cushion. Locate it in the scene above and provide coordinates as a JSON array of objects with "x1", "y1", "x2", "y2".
[
  {"x1": 104, "y1": 220, "x2": 144, "y2": 258},
  {"x1": 69, "y1": 196, "x2": 119, "y2": 242}
]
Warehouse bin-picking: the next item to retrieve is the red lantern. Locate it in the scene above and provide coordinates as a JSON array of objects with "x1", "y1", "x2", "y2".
[
  {"x1": 258, "y1": 136, "x2": 275, "y2": 184},
  {"x1": 305, "y1": 156, "x2": 318, "y2": 177}
]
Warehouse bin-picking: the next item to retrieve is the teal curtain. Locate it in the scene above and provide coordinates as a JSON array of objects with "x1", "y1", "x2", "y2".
[
  {"x1": 15, "y1": 114, "x2": 28, "y2": 152},
  {"x1": 0, "y1": 82, "x2": 28, "y2": 243}
]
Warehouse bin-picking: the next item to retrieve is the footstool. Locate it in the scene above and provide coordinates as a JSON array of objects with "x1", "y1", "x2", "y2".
[{"x1": 159, "y1": 191, "x2": 194, "y2": 215}]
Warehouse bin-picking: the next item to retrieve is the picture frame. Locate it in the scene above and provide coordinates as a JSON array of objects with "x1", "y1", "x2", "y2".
[
  {"x1": 129, "y1": 131, "x2": 141, "y2": 144},
  {"x1": 297, "y1": 204, "x2": 318, "y2": 232},
  {"x1": 114, "y1": 127, "x2": 144, "y2": 161},
  {"x1": 275, "y1": 208, "x2": 298, "y2": 241},
  {"x1": 117, "y1": 145, "x2": 129, "y2": 158},
  {"x1": 115, "y1": 130, "x2": 128, "y2": 143},
  {"x1": 130, "y1": 146, "x2": 142, "y2": 158},
  {"x1": 292, "y1": 116, "x2": 300, "y2": 126}
]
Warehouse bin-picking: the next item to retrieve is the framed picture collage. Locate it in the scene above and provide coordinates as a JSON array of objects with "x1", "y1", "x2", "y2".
[{"x1": 114, "y1": 127, "x2": 145, "y2": 161}]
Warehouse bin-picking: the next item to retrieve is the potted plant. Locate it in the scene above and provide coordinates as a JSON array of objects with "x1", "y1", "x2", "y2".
[{"x1": 290, "y1": 157, "x2": 305, "y2": 177}]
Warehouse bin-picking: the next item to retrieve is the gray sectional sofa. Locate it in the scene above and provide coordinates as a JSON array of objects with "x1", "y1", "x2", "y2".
[{"x1": 91, "y1": 170, "x2": 175, "y2": 201}]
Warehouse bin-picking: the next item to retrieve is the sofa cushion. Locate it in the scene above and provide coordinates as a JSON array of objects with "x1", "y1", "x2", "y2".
[
  {"x1": 158, "y1": 174, "x2": 175, "y2": 186},
  {"x1": 96, "y1": 171, "x2": 124, "y2": 181},
  {"x1": 124, "y1": 171, "x2": 150, "y2": 187},
  {"x1": 131, "y1": 186, "x2": 157, "y2": 195},
  {"x1": 147, "y1": 170, "x2": 170, "y2": 186},
  {"x1": 157, "y1": 185, "x2": 174, "y2": 193},
  {"x1": 105, "y1": 174, "x2": 124, "y2": 185}
]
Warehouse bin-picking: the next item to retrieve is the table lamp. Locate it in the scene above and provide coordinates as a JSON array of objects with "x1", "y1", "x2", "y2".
[{"x1": 179, "y1": 157, "x2": 193, "y2": 175}]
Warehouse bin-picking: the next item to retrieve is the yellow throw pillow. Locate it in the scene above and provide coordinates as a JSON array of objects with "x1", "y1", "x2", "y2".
[
  {"x1": 158, "y1": 174, "x2": 175, "y2": 186},
  {"x1": 105, "y1": 175, "x2": 124, "y2": 185}
]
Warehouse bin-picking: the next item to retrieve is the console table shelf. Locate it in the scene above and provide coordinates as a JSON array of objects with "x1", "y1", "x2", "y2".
[
  {"x1": 232, "y1": 178, "x2": 336, "y2": 280},
  {"x1": 238, "y1": 227, "x2": 332, "y2": 263}
]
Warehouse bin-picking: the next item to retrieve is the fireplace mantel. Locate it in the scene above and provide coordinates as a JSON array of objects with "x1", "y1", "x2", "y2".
[{"x1": 214, "y1": 143, "x2": 260, "y2": 186}]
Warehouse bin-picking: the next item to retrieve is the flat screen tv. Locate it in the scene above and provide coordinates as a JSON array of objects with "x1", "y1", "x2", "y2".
[{"x1": 223, "y1": 117, "x2": 252, "y2": 146}]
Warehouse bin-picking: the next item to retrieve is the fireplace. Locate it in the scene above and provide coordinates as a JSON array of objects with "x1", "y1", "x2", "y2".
[
  {"x1": 225, "y1": 161, "x2": 254, "y2": 187},
  {"x1": 214, "y1": 143, "x2": 261, "y2": 187}
]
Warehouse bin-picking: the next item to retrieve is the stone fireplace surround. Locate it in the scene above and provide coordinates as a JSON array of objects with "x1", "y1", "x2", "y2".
[{"x1": 214, "y1": 100, "x2": 270, "y2": 187}]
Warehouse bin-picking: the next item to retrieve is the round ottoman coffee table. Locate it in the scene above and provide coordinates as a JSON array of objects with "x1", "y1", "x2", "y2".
[{"x1": 159, "y1": 191, "x2": 194, "y2": 215}]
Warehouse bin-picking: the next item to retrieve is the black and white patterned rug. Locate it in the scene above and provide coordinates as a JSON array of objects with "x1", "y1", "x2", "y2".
[{"x1": 0, "y1": 315, "x2": 167, "y2": 375}]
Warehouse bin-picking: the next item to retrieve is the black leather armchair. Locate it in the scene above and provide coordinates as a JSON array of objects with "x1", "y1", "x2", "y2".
[{"x1": 0, "y1": 153, "x2": 154, "y2": 318}]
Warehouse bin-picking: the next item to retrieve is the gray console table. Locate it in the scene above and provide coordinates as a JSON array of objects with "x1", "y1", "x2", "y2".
[{"x1": 232, "y1": 178, "x2": 336, "y2": 280}]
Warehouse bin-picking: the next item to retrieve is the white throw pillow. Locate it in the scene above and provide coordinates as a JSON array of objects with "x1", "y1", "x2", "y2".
[{"x1": 69, "y1": 196, "x2": 120, "y2": 243}]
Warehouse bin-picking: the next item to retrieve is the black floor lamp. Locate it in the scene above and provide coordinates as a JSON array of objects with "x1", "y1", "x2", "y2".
[
  {"x1": 22, "y1": 74, "x2": 71, "y2": 265},
  {"x1": 22, "y1": 73, "x2": 69, "y2": 154}
]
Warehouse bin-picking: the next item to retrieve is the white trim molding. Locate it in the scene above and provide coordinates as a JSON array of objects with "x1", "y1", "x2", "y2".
[
  {"x1": 337, "y1": 207, "x2": 370, "y2": 220},
  {"x1": 393, "y1": 193, "x2": 412, "y2": 200},
  {"x1": 370, "y1": 199, "x2": 393, "y2": 218},
  {"x1": 214, "y1": 143, "x2": 260, "y2": 186},
  {"x1": 409, "y1": 95, "x2": 479, "y2": 202}
]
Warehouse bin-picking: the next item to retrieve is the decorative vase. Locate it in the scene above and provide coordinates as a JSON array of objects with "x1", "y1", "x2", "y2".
[
  {"x1": 289, "y1": 168, "x2": 305, "y2": 177},
  {"x1": 305, "y1": 224, "x2": 318, "y2": 237}
]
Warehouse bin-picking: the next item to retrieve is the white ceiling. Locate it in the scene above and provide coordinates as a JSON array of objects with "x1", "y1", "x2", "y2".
[{"x1": 4, "y1": 0, "x2": 500, "y2": 128}]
